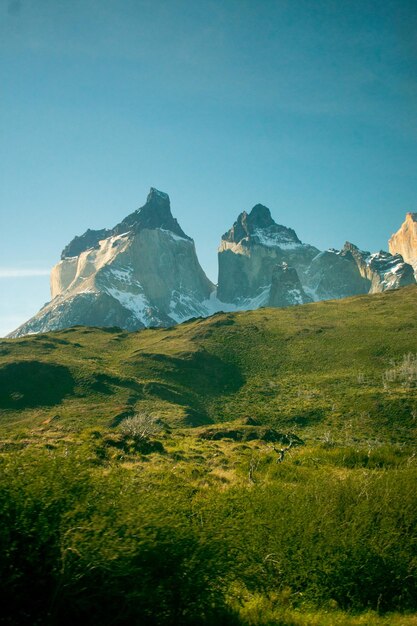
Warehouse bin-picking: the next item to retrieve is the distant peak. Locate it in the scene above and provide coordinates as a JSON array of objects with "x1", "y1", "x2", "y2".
[
  {"x1": 222, "y1": 202, "x2": 300, "y2": 245},
  {"x1": 342, "y1": 241, "x2": 359, "y2": 253},
  {"x1": 147, "y1": 187, "x2": 170, "y2": 204},
  {"x1": 249, "y1": 204, "x2": 273, "y2": 223},
  {"x1": 112, "y1": 188, "x2": 190, "y2": 240},
  {"x1": 341, "y1": 241, "x2": 370, "y2": 262},
  {"x1": 406, "y1": 212, "x2": 417, "y2": 222}
]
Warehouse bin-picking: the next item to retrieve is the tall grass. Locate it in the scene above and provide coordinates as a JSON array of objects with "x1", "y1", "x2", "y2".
[{"x1": 0, "y1": 446, "x2": 416, "y2": 624}]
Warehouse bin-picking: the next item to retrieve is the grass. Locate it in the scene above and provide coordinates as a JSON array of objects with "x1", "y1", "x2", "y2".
[
  {"x1": 0, "y1": 441, "x2": 416, "y2": 625},
  {"x1": 1, "y1": 286, "x2": 417, "y2": 624},
  {"x1": 1, "y1": 285, "x2": 417, "y2": 442}
]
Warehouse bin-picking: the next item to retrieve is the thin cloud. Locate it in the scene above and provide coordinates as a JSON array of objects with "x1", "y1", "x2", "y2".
[{"x1": 0, "y1": 269, "x2": 50, "y2": 278}]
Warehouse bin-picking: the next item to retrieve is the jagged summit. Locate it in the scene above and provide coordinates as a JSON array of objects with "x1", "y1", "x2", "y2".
[
  {"x1": 222, "y1": 203, "x2": 300, "y2": 246},
  {"x1": 342, "y1": 241, "x2": 365, "y2": 254},
  {"x1": 148, "y1": 187, "x2": 169, "y2": 201},
  {"x1": 8, "y1": 191, "x2": 417, "y2": 339},
  {"x1": 247, "y1": 204, "x2": 275, "y2": 231},
  {"x1": 9, "y1": 189, "x2": 215, "y2": 338},
  {"x1": 217, "y1": 202, "x2": 318, "y2": 304},
  {"x1": 113, "y1": 187, "x2": 191, "y2": 240},
  {"x1": 336, "y1": 241, "x2": 415, "y2": 294},
  {"x1": 61, "y1": 188, "x2": 190, "y2": 260},
  {"x1": 61, "y1": 228, "x2": 111, "y2": 260}
]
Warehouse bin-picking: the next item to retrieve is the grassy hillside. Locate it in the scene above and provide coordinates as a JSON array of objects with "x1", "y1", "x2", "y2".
[
  {"x1": 1, "y1": 287, "x2": 417, "y2": 625},
  {"x1": 1, "y1": 285, "x2": 417, "y2": 441}
]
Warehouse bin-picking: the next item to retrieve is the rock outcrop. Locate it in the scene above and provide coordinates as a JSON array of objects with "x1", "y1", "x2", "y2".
[
  {"x1": 10, "y1": 189, "x2": 215, "y2": 337},
  {"x1": 389, "y1": 213, "x2": 417, "y2": 274}
]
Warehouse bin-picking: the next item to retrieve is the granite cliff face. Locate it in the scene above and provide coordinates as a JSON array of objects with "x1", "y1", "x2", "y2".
[
  {"x1": 217, "y1": 204, "x2": 318, "y2": 307},
  {"x1": 304, "y1": 248, "x2": 370, "y2": 301},
  {"x1": 10, "y1": 189, "x2": 215, "y2": 337},
  {"x1": 340, "y1": 242, "x2": 415, "y2": 293},
  {"x1": 8, "y1": 195, "x2": 417, "y2": 338},
  {"x1": 389, "y1": 213, "x2": 417, "y2": 274},
  {"x1": 269, "y1": 263, "x2": 312, "y2": 307},
  {"x1": 216, "y1": 206, "x2": 416, "y2": 311}
]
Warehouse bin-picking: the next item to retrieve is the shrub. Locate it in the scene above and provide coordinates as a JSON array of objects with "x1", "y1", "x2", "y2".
[
  {"x1": 119, "y1": 413, "x2": 163, "y2": 440},
  {"x1": 383, "y1": 353, "x2": 417, "y2": 388}
]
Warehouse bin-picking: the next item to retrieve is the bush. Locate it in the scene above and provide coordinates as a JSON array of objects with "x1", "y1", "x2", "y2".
[
  {"x1": 119, "y1": 413, "x2": 163, "y2": 440},
  {"x1": 383, "y1": 353, "x2": 417, "y2": 388}
]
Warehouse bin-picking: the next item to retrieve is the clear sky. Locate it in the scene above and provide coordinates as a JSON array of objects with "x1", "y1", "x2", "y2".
[{"x1": 1, "y1": 0, "x2": 416, "y2": 337}]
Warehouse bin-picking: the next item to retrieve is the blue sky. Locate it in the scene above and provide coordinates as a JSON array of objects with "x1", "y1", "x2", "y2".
[{"x1": 1, "y1": 0, "x2": 416, "y2": 336}]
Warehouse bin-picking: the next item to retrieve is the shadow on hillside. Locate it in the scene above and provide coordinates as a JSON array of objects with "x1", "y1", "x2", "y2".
[
  {"x1": 136, "y1": 349, "x2": 245, "y2": 397},
  {"x1": 123, "y1": 349, "x2": 244, "y2": 426},
  {"x1": 86, "y1": 373, "x2": 144, "y2": 396},
  {"x1": 0, "y1": 361, "x2": 75, "y2": 409}
]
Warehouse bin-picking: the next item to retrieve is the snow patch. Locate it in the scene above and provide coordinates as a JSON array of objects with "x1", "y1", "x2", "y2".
[
  {"x1": 201, "y1": 290, "x2": 240, "y2": 315},
  {"x1": 303, "y1": 286, "x2": 319, "y2": 302},
  {"x1": 169, "y1": 290, "x2": 209, "y2": 323},
  {"x1": 107, "y1": 288, "x2": 152, "y2": 325},
  {"x1": 287, "y1": 289, "x2": 305, "y2": 305},
  {"x1": 108, "y1": 266, "x2": 134, "y2": 282},
  {"x1": 202, "y1": 285, "x2": 271, "y2": 314},
  {"x1": 253, "y1": 228, "x2": 301, "y2": 249},
  {"x1": 99, "y1": 232, "x2": 130, "y2": 248}
]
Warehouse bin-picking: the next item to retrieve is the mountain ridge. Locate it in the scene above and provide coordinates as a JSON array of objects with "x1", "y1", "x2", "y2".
[{"x1": 8, "y1": 191, "x2": 417, "y2": 337}]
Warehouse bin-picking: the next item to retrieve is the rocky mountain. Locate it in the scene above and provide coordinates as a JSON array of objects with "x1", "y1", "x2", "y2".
[
  {"x1": 389, "y1": 212, "x2": 417, "y2": 275},
  {"x1": 340, "y1": 242, "x2": 415, "y2": 293},
  {"x1": 10, "y1": 189, "x2": 215, "y2": 337},
  {"x1": 304, "y1": 248, "x2": 370, "y2": 301},
  {"x1": 303, "y1": 241, "x2": 415, "y2": 301},
  {"x1": 216, "y1": 206, "x2": 416, "y2": 310},
  {"x1": 8, "y1": 195, "x2": 417, "y2": 338},
  {"x1": 217, "y1": 204, "x2": 318, "y2": 307}
]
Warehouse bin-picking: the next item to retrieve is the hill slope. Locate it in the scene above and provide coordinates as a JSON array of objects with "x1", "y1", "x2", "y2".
[
  {"x1": 1, "y1": 286, "x2": 417, "y2": 626},
  {"x1": 1, "y1": 285, "x2": 417, "y2": 443}
]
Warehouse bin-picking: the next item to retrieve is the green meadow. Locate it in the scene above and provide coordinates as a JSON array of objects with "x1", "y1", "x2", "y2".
[{"x1": 1, "y1": 286, "x2": 417, "y2": 625}]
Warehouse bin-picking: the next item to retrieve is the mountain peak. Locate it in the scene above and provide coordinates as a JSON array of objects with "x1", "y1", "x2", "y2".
[
  {"x1": 112, "y1": 189, "x2": 191, "y2": 240},
  {"x1": 248, "y1": 204, "x2": 274, "y2": 229},
  {"x1": 61, "y1": 188, "x2": 191, "y2": 260},
  {"x1": 343, "y1": 241, "x2": 358, "y2": 251},
  {"x1": 222, "y1": 203, "x2": 301, "y2": 247},
  {"x1": 146, "y1": 187, "x2": 170, "y2": 205},
  {"x1": 342, "y1": 241, "x2": 366, "y2": 254}
]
